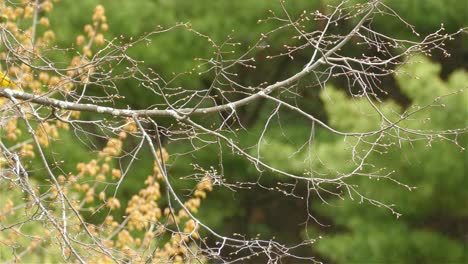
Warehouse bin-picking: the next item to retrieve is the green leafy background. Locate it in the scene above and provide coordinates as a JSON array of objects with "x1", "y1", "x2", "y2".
[{"x1": 1, "y1": 0, "x2": 467, "y2": 263}]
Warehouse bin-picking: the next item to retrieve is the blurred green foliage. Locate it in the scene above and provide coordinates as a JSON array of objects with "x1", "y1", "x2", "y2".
[
  {"x1": 307, "y1": 56, "x2": 468, "y2": 263},
  {"x1": 25, "y1": 0, "x2": 467, "y2": 262},
  {"x1": 49, "y1": 0, "x2": 466, "y2": 108}
]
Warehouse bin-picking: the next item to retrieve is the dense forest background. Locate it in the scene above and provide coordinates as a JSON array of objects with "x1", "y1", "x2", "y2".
[{"x1": 1, "y1": 0, "x2": 467, "y2": 263}]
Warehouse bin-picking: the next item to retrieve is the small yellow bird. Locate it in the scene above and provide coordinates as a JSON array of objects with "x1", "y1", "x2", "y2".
[{"x1": 0, "y1": 72, "x2": 17, "y2": 88}]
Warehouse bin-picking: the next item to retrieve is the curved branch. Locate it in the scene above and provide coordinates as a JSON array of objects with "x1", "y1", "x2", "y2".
[{"x1": 0, "y1": 5, "x2": 375, "y2": 119}]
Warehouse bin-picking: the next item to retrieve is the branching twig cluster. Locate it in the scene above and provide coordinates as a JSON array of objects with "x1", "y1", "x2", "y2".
[{"x1": 0, "y1": 0, "x2": 466, "y2": 263}]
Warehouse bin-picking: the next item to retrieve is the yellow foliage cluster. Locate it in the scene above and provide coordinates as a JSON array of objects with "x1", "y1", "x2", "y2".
[
  {"x1": 4, "y1": 119, "x2": 21, "y2": 141},
  {"x1": 0, "y1": 1, "x2": 213, "y2": 262},
  {"x1": 35, "y1": 122, "x2": 60, "y2": 147},
  {"x1": 74, "y1": 136, "x2": 124, "y2": 207},
  {"x1": 71, "y1": 4, "x2": 109, "y2": 83},
  {"x1": 0, "y1": 199, "x2": 14, "y2": 222},
  {"x1": 99, "y1": 137, "x2": 123, "y2": 158}
]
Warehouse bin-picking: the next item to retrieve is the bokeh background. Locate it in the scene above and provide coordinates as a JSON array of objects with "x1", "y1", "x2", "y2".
[{"x1": 2, "y1": 0, "x2": 467, "y2": 263}]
